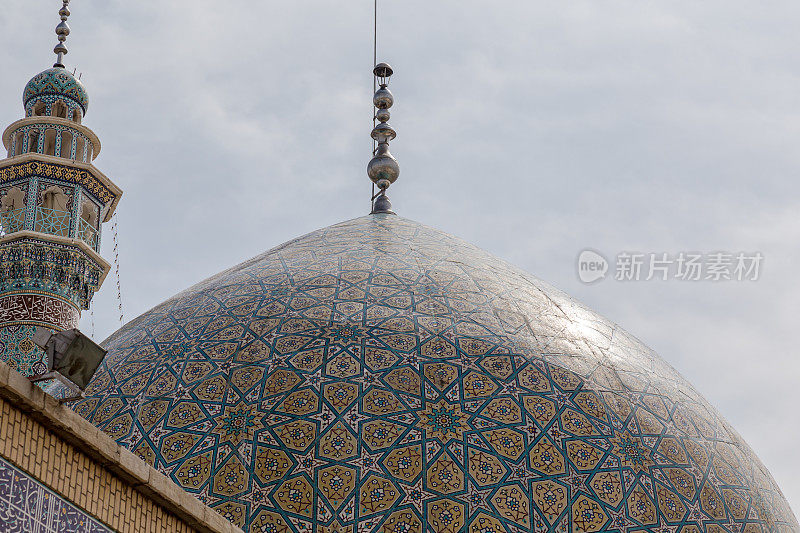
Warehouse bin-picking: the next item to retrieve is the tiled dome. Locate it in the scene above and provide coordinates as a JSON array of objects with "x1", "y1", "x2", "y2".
[
  {"x1": 74, "y1": 214, "x2": 797, "y2": 532},
  {"x1": 23, "y1": 67, "x2": 89, "y2": 114}
]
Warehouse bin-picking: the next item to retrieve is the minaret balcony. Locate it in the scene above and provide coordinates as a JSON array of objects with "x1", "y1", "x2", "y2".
[
  {"x1": 3, "y1": 116, "x2": 100, "y2": 162},
  {"x1": 0, "y1": 153, "x2": 122, "y2": 222},
  {"x1": 0, "y1": 154, "x2": 121, "y2": 253},
  {"x1": 0, "y1": 206, "x2": 100, "y2": 253}
]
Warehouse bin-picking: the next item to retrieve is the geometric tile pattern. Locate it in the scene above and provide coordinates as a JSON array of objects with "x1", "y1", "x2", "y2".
[
  {"x1": 72, "y1": 214, "x2": 798, "y2": 532},
  {"x1": 0, "y1": 455, "x2": 112, "y2": 532},
  {"x1": 0, "y1": 324, "x2": 47, "y2": 377},
  {"x1": 0, "y1": 208, "x2": 26, "y2": 234},
  {"x1": 0, "y1": 160, "x2": 116, "y2": 206},
  {"x1": 34, "y1": 207, "x2": 72, "y2": 238}
]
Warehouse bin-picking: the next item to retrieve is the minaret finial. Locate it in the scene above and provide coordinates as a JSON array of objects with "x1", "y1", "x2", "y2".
[
  {"x1": 369, "y1": 63, "x2": 399, "y2": 214},
  {"x1": 53, "y1": 0, "x2": 72, "y2": 68}
]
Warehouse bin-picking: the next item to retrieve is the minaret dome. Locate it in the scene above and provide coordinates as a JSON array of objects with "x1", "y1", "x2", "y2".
[{"x1": 24, "y1": 67, "x2": 90, "y2": 122}]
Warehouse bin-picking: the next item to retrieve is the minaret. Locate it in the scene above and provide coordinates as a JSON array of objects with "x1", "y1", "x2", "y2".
[{"x1": 0, "y1": 1, "x2": 122, "y2": 376}]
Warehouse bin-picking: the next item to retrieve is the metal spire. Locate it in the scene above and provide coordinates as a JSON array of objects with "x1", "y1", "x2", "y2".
[
  {"x1": 53, "y1": 0, "x2": 72, "y2": 68},
  {"x1": 369, "y1": 63, "x2": 399, "y2": 214}
]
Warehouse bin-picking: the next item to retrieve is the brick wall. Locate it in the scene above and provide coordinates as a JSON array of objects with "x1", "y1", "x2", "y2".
[{"x1": 0, "y1": 361, "x2": 242, "y2": 533}]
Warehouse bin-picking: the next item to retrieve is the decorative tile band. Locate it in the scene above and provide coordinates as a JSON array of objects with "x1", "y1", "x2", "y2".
[
  {"x1": 0, "y1": 236, "x2": 106, "y2": 309},
  {"x1": 0, "y1": 160, "x2": 115, "y2": 206},
  {"x1": 0, "y1": 455, "x2": 112, "y2": 533},
  {"x1": 0, "y1": 293, "x2": 80, "y2": 330}
]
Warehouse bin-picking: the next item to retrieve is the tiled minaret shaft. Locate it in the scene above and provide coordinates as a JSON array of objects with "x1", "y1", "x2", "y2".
[{"x1": 0, "y1": 1, "x2": 122, "y2": 375}]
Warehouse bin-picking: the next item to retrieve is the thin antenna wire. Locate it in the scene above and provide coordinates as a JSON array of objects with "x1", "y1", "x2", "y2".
[
  {"x1": 112, "y1": 212, "x2": 124, "y2": 325},
  {"x1": 371, "y1": 0, "x2": 377, "y2": 210}
]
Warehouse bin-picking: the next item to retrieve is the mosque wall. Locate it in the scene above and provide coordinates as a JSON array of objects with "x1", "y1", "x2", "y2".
[{"x1": 0, "y1": 360, "x2": 241, "y2": 533}]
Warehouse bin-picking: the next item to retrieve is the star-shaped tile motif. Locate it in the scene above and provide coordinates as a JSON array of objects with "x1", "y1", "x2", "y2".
[
  {"x1": 563, "y1": 467, "x2": 591, "y2": 497},
  {"x1": 353, "y1": 449, "x2": 384, "y2": 477},
  {"x1": 295, "y1": 449, "x2": 326, "y2": 477},
  {"x1": 399, "y1": 477, "x2": 435, "y2": 515},
  {"x1": 465, "y1": 482, "x2": 492, "y2": 514}
]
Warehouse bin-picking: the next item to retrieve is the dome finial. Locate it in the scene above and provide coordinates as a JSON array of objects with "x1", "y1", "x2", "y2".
[
  {"x1": 53, "y1": 0, "x2": 72, "y2": 68},
  {"x1": 369, "y1": 63, "x2": 399, "y2": 214}
]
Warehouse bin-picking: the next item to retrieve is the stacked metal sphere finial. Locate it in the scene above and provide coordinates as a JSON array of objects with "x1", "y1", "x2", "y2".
[
  {"x1": 369, "y1": 63, "x2": 399, "y2": 214},
  {"x1": 53, "y1": 0, "x2": 72, "y2": 68}
]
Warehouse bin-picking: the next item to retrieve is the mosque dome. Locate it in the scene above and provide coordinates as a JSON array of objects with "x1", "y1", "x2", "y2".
[
  {"x1": 23, "y1": 67, "x2": 89, "y2": 115},
  {"x1": 73, "y1": 214, "x2": 797, "y2": 532}
]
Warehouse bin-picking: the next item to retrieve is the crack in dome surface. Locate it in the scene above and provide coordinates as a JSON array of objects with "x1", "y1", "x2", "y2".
[{"x1": 74, "y1": 214, "x2": 797, "y2": 532}]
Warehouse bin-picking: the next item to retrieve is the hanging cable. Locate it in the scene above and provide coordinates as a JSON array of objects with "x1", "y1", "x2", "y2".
[
  {"x1": 112, "y1": 212, "x2": 124, "y2": 325},
  {"x1": 89, "y1": 301, "x2": 95, "y2": 338}
]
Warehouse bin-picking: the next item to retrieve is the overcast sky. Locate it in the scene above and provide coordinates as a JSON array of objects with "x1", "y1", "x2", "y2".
[{"x1": 2, "y1": 0, "x2": 799, "y2": 515}]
